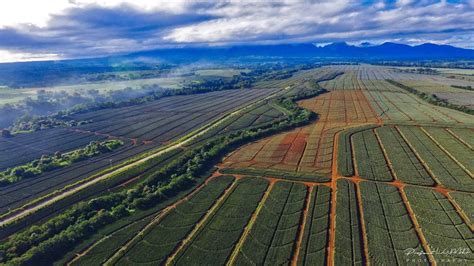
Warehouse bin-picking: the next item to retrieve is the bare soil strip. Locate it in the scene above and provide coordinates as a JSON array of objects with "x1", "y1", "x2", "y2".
[{"x1": 327, "y1": 131, "x2": 340, "y2": 266}]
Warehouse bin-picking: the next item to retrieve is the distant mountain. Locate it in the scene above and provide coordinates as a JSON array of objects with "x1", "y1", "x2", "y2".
[
  {"x1": 128, "y1": 42, "x2": 474, "y2": 60},
  {"x1": 2, "y1": 42, "x2": 474, "y2": 87}
]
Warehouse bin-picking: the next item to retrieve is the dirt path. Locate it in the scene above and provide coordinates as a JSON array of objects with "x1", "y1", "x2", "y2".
[{"x1": 327, "y1": 131, "x2": 341, "y2": 266}]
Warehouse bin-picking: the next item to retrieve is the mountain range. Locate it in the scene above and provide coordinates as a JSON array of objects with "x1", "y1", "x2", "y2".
[
  {"x1": 1, "y1": 42, "x2": 473, "y2": 87},
  {"x1": 128, "y1": 42, "x2": 474, "y2": 60}
]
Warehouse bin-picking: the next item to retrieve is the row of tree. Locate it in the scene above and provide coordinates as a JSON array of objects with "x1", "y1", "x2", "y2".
[
  {"x1": 0, "y1": 140, "x2": 123, "y2": 186},
  {"x1": 0, "y1": 87, "x2": 325, "y2": 265},
  {"x1": 386, "y1": 79, "x2": 474, "y2": 115}
]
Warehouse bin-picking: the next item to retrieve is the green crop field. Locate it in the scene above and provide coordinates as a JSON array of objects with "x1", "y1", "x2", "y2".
[{"x1": 2, "y1": 64, "x2": 473, "y2": 266}]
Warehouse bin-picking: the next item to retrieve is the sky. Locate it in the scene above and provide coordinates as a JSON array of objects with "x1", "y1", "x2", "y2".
[{"x1": 0, "y1": 0, "x2": 472, "y2": 62}]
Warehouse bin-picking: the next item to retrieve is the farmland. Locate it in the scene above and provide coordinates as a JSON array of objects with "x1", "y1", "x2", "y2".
[
  {"x1": 0, "y1": 88, "x2": 278, "y2": 216},
  {"x1": 1, "y1": 64, "x2": 473, "y2": 265},
  {"x1": 222, "y1": 90, "x2": 378, "y2": 178}
]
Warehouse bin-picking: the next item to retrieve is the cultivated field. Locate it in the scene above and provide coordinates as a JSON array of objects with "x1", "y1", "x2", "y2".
[
  {"x1": 2, "y1": 65, "x2": 473, "y2": 265},
  {"x1": 222, "y1": 90, "x2": 377, "y2": 177},
  {"x1": 0, "y1": 89, "x2": 278, "y2": 216}
]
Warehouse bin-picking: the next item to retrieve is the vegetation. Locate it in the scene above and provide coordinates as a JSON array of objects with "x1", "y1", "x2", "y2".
[
  {"x1": 334, "y1": 180, "x2": 364, "y2": 265},
  {"x1": 114, "y1": 176, "x2": 235, "y2": 265},
  {"x1": 360, "y1": 182, "x2": 428, "y2": 264},
  {"x1": 398, "y1": 126, "x2": 474, "y2": 192},
  {"x1": 219, "y1": 168, "x2": 330, "y2": 182},
  {"x1": 405, "y1": 186, "x2": 474, "y2": 262},
  {"x1": 352, "y1": 130, "x2": 392, "y2": 181},
  {"x1": 0, "y1": 139, "x2": 123, "y2": 186},
  {"x1": 375, "y1": 126, "x2": 435, "y2": 185},
  {"x1": 297, "y1": 185, "x2": 331, "y2": 265},
  {"x1": 234, "y1": 182, "x2": 306, "y2": 265},
  {"x1": 386, "y1": 79, "x2": 474, "y2": 115},
  {"x1": 337, "y1": 125, "x2": 378, "y2": 177},
  {"x1": 9, "y1": 116, "x2": 90, "y2": 134},
  {"x1": 1, "y1": 64, "x2": 473, "y2": 265},
  {"x1": 451, "y1": 84, "x2": 474, "y2": 91},
  {"x1": 0, "y1": 86, "x2": 321, "y2": 265},
  {"x1": 172, "y1": 177, "x2": 268, "y2": 265}
]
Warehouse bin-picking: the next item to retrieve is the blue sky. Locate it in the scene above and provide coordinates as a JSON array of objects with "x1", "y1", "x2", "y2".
[{"x1": 0, "y1": 0, "x2": 472, "y2": 62}]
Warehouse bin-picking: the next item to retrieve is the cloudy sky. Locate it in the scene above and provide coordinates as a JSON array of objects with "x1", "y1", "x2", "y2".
[{"x1": 0, "y1": 0, "x2": 472, "y2": 62}]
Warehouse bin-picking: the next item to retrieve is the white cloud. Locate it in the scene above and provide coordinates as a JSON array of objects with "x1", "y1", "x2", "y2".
[
  {"x1": 0, "y1": 0, "x2": 192, "y2": 28},
  {"x1": 0, "y1": 49, "x2": 60, "y2": 63},
  {"x1": 0, "y1": 0, "x2": 473, "y2": 62}
]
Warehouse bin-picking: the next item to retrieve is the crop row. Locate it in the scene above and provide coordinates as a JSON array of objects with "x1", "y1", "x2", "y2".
[
  {"x1": 219, "y1": 167, "x2": 330, "y2": 183},
  {"x1": 172, "y1": 177, "x2": 268, "y2": 265},
  {"x1": 404, "y1": 186, "x2": 474, "y2": 262},
  {"x1": 360, "y1": 182, "x2": 428, "y2": 265},
  {"x1": 75, "y1": 89, "x2": 273, "y2": 142},
  {"x1": 449, "y1": 192, "x2": 474, "y2": 225},
  {"x1": 375, "y1": 126, "x2": 435, "y2": 186},
  {"x1": 336, "y1": 125, "x2": 377, "y2": 177},
  {"x1": 352, "y1": 129, "x2": 393, "y2": 181},
  {"x1": 0, "y1": 89, "x2": 277, "y2": 217},
  {"x1": 223, "y1": 91, "x2": 373, "y2": 176},
  {"x1": 448, "y1": 128, "x2": 474, "y2": 148},
  {"x1": 0, "y1": 143, "x2": 156, "y2": 215},
  {"x1": 113, "y1": 175, "x2": 235, "y2": 265},
  {"x1": 297, "y1": 185, "x2": 331, "y2": 265},
  {"x1": 234, "y1": 181, "x2": 307, "y2": 265},
  {"x1": 334, "y1": 179, "x2": 364, "y2": 264},
  {"x1": 422, "y1": 127, "x2": 473, "y2": 176},
  {"x1": 0, "y1": 129, "x2": 106, "y2": 170},
  {"x1": 398, "y1": 126, "x2": 474, "y2": 192}
]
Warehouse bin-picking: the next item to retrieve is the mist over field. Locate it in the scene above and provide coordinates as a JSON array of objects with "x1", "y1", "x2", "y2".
[{"x1": 0, "y1": 1, "x2": 473, "y2": 265}]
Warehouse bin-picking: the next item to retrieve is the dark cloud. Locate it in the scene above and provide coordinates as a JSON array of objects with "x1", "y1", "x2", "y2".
[
  {"x1": 0, "y1": 0, "x2": 473, "y2": 60},
  {"x1": 0, "y1": 3, "x2": 216, "y2": 57}
]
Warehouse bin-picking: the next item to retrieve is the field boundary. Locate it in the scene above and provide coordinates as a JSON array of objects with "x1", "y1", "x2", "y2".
[{"x1": 0, "y1": 89, "x2": 283, "y2": 228}]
